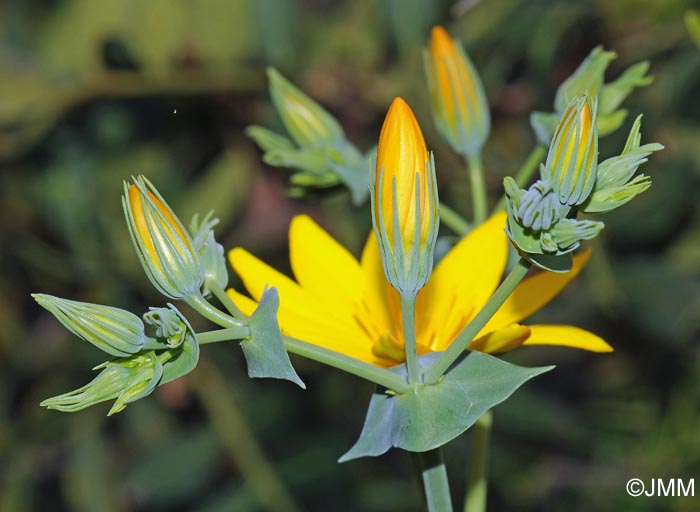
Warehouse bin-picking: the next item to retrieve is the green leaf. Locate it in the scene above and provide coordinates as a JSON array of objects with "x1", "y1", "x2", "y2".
[
  {"x1": 339, "y1": 352, "x2": 552, "y2": 461},
  {"x1": 160, "y1": 305, "x2": 200, "y2": 385},
  {"x1": 526, "y1": 251, "x2": 574, "y2": 273},
  {"x1": 242, "y1": 287, "x2": 305, "y2": 388}
]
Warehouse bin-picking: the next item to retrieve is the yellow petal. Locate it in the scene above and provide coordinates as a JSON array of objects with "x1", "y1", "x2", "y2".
[
  {"x1": 482, "y1": 249, "x2": 591, "y2": 334},
  {"x1": 417, "y1": 212, "x2": 508, "y2": 350},
  {"x1": 289, "y1": 215, "x2": 364, "y2": 311},
  {"x1": 359, "y1": 233, "x2": 400, "y2": 340},
  {"x1": 225, "y1": 288, "x2": 258, "y2": 316},
  {"x1": 228, "y1": 247, "x2": 374, "y2": 361},
  {"x1": 468, "y1": 323, "x2": 531, "y2": 354},
  {"x1": 523, "y1": 324, "x2": 613, "y2": 352}
]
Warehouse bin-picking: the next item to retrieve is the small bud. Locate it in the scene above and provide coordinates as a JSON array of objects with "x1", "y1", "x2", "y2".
[
  {"x1": 583, "y1": 115, "x2": 663, "y2": 213},
  {"x1": 531, "y1": 46, "x2": 652, "y2": 143},
  {"x1": 425, "y1": 26, "x2": 490, "y2": 156},
  {"x1": 267, "y1": 68, "x2": 344, "y2": 149},
  {"x1": 41, "y1": 351, "x2": 163, "y2": 415},
  {"x1": 143, "y1": 307, "x2": 186, "y2": 346},
  {"x1": 123, "y1": 176, "x2": 204, "y2": 300},
  {"x1": 372, "y1": 98, "x2": 439, "y2": 296},
  {"x1": 543, "y1": 95, "x2": 598, "y2": 206},
  {"x1": 33, "y1": 294, "x2": 145, "y2": 357}
]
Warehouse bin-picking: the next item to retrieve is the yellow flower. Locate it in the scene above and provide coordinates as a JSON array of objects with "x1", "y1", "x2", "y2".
[
  {"x1": 226, "y1": 212, "x2": 611, "y2": 368},
  {"x1": 425, "y1": 26, "x2": 490, "y2": 156},
  {"x1": 373, "y1": 97, "x2": 438, "y2": 296}
]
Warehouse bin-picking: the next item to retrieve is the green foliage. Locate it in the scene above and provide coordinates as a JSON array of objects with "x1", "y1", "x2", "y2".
[
  {"x1": 243, "y1": 288, "x2": 305, "y2": 388},
  {"x1": 340, "y1": 352, "x2": 552, "y2": 461}
]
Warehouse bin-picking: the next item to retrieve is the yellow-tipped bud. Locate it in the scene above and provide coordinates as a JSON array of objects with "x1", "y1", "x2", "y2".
[
  {"x1": 372, "y1": 98, "x2": 439, "y2": 297},
  {"x1": 543, "y1": 95, "x2": 598, "y2": 206},
  {"x1": 425, "y1": 26, "x2": 490, "y2": 157},
  {"x1": 123, "y1": 176, "x2": 204, "y2": 299}
]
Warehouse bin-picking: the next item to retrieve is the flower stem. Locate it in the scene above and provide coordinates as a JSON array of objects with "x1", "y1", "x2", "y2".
[
  {"x1": 493, "y1": 144, "x2": 547, "y2": 212},
  {"x1": 208, "y1": 280, "x2": 246, "y2": 319},
  {"x1": 283, "y1": 336, "x2": 410, "y2": 393},
  {"x1": 424, "y1": 258, "x2": 531, "y2": 383},
  {"x1": 400, "y1": 294, "x2": 421, "y2": 384},
  {"x1": 440, "y1": 202, "x2": 471, "y2": 236},
  {"x1": 197, "y1": 327, "x2": 249, "y2": 344},
  {"x1": 463, "y1": 410, "x2": 492, "y2": 512},
  {"x1": 188, "y1": 294, "x2": 410, "y2": 392},
  {"x1": 186, "y1": 293, "x2": 244, "y2": 328},
  {"x1": 418, "y1": 448, "x2": 454, "y2": 512},
  {"x1": 467, "y1": 153, "x2": 487, "y2": 225}
]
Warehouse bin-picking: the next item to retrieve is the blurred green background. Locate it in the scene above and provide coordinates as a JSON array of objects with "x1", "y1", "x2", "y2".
[{"x1": 2, "y1": 0, "x2": 699, "y2": 510}]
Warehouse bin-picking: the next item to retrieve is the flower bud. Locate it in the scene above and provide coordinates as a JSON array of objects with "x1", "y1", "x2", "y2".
[
  {"x1": 267, "y1": 68, "x2": 344, "y2": 148},
  {"x1": 33, "y1": 294, "x2": 145, "y2": 357},
  {"x1": 372, "y1": 98, "x2": 439, "y2": 296},
  {"x1": 123, "y1": 176, "x2": 204, "y2": 299},
  {"x1": 425, "y1": 26, "x2": 490, "y2": 157},
  {"x1": 41, "y1": 351, "x2": 163, "y2": 416},
  {"x1": 543, "y1": 95, "x2": 598, "y2": 206}
]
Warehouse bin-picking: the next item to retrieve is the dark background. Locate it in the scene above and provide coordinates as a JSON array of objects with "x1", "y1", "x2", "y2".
[{"x1": 1, "y1": 0, "x2": 699, "y2": 510}]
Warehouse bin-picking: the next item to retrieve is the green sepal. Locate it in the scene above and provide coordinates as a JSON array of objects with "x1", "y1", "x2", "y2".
[
  {"x1": 599, "y1": 61, "x2": 652, "y2": 116},
  {"x1": 242, "y1": 287, "x2": 305, "y2": 389},
  {"x1": 190, "y1": 212, "x2": 229, "y2": 297},
  {"x1": 159, "y1": 304, "x2": 200, "y2": 384},
  {"x1": 583, "y1": 175, "x2": 651, "y2": 213},
  {"x1": 245, "y1": 125, "x2": 295, "y2": 153},
  {"x1": 525, "y1": 252, "x2": 574, "y2": 273},
  {"x1": 339, "y1": 352, "x2": 553, "y2": 461}
]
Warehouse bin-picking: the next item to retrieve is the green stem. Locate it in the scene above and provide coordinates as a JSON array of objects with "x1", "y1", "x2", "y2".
[
  {"x1": 197, "y1": 327, "x2": 250, "y2": 344},
  {"x1": 208, "y1": 280, "x2": 246, "y2": 319},
  {"x1": 494, "y1": 144, "x2": 547, "y2": 212},
  {"x1": 188, "y1": 294, "x2": 409, "y2": 392},
  {"x1": 283, "y1": 336, "x2": 409, "y2": 393},
  {"x1": 400, "y1": 294, "x2": 421, "y2": 384},
  {"x1": 418, "y1": 448, "x2": 454, "y2": 512},
  {"x1": 186, "y1": 293, "x2": 244, "y2": 328},
  {"x1": 463, "y1": 411, "x2": 492, "y2": 512},
  {"x1": 424, "y1": 258, "x2": 531, "y2": 383},
  {"x1": 440, "y1": 202, "x2": 471, "y2": 236},
  {"x1": 467, "y1": 153, "x2": 488, "y2": 225},
  {"x1": 191, "y1": 358, "x2": 303, "y2": 512}
]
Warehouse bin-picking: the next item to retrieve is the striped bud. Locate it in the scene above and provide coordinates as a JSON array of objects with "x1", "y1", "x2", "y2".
[
  {"x1": 372, "y1": 98, "x2": 439, "y2": 296},
  {"x1": 123, "y1": 176, "x2": 204, "y2": 300},
  {"x1": 425, "y1": 26, "x2": 490, "y2": 156}
]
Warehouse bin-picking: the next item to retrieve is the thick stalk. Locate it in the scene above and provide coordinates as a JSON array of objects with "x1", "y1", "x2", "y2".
[
  {"x1": 439, "y1": 202, "x2": 471, "y2": 236},
  {"x1": 466, "y1": 153, "x2": 488, "y2": 225},
  {"x1": 191, "y1": 358, "x2": 302, "y2": 512},
  {"x1": 493, "y1": 144, "x2": 547, "y2": 212},
  {"x1": 425, "y1": 258, "x2": 531, "y2": 383},
  {"x1": 463, "y1": 411, "x2": 492, "y2": 512},
  {"x1": 418, "y1": 448, "x2": 454, "y2": 512},
  {"x1": 400, "y1": 294, "x2": 421, "y2": 383}
]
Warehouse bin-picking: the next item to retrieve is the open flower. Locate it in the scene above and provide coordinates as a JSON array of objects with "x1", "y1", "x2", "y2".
[{"x1": 227, "y1": 213, "x2": 610, "y2": 368}]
